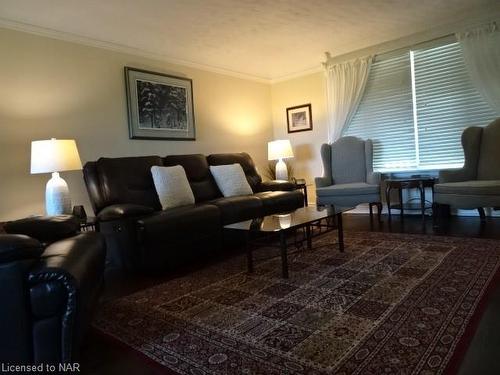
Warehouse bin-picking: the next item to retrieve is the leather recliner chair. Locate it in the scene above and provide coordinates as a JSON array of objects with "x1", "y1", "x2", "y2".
[{"x1": 0, "y1": 215, "x2": 106, "y2": 364}]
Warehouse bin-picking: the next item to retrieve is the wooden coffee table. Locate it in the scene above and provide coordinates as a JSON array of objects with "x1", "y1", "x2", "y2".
[{"x1": 224, "y1": 205, "x2": 352, "y2": 278}]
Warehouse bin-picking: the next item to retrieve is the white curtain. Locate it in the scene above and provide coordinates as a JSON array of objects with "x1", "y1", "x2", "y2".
[
  {"x1": 457, "y1": 23, "x2": 500, "y2": 113},
  {"x1": 324, "y1": 56, "x2": 372, "y2": 143}
]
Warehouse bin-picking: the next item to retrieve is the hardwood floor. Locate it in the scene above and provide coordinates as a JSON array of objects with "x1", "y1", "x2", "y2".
[{"x1": 82, "y1": 214, "x2": 500, "y2": 375}]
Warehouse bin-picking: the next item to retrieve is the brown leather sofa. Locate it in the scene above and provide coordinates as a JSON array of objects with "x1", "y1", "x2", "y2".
[{"x1": 83, "y1": 152, "x2": 303, "y2": 271}]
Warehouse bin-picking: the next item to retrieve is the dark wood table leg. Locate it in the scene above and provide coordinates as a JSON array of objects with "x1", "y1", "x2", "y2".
[
  {"x1": 419, "y1": 182, "x2": 425, "y2": 220},
  {"x1": 399, "y1": 187, "x2": 404, "y2": 218},
  {"x1": 279, "y1": 231, "x2": 289, "y2": 278},
  {"x1": 306, "y1": 224, "x2": 312, "y2": 250},
  {"x1": 337, "y1": 212, "x2": 344, "y2": 252},
  {"x1": 246, "y1": 232, "x2": 253, "y2": 273},
  {"x1": 385, "y1": 185, "x2": 392, "y2": 221}
]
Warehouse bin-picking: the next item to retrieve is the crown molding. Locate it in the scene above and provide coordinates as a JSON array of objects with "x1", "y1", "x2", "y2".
[
  {"x1": 0, "y1": 17, "x2": 272, "y2": 84},
  {"x1": 270, "y1": 65, "x2": 324, "y2": 84}
]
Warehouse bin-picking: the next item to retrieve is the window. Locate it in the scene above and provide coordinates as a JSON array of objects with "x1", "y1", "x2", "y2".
[{"x1": 344, "y1": 40, "x2": 498, "y2": 171}]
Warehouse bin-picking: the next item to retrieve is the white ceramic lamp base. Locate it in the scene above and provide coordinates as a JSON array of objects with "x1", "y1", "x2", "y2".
[
  {"x1": 45, "y1": 172, "x2": 72, "y2": 215},
  {"x1": 275, "y1": 158, "x2": 288, "y2": 181}
]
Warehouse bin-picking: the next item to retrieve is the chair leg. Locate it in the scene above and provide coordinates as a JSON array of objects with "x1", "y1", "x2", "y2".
[
  {"x1": 377, "y1": 202, "x2": 383, "y2": 222},
  {"x1": 369, "y1": 203, "x2": 373, "y2": 219},
  {"x1": 478, "y1": 207, "x2": 486, "y2": 223}
]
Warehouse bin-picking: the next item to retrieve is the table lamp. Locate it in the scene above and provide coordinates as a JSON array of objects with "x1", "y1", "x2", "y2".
[
  {"x1": 268, "y1": 139, "x2": 294, "y2": 181},
  {"x1": 31, "y1": 138, "x2": 82, "y2": 215}
]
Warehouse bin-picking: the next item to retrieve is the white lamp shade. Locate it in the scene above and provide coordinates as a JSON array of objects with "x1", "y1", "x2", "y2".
[
  {"x1": 268, "y1": 140, "x2": 294, "y2": 160},
  {"x1": 31, "y1": 139, "x2": 82, "y2": 174}
]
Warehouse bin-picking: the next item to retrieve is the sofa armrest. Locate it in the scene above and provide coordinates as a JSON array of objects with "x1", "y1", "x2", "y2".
[
  {"x1": 0, "y1": 235, "x2": 43, "y2": 263},
  {"x1": 259, "y1": 180, "x2": 296, "y2": 192},
  {"x1": 439, "y1": 168, "x2": 473, "y2": 183},
  {"x1": 367, "y1": 171, "x2": 381, "y2": 185},
  {"x1": 4, "y1": 216, "x2": 79, "y2": 244},
  {"x1": 315, "y1": 176, "x2": 332, "y2": 188},
  {"x1": 97, "y1": 204, "x2": 155, "y2": 222}
]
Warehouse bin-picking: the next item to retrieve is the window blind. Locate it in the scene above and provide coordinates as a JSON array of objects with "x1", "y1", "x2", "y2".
[
  {"x1": 344, "y1": 52, "x2": 416, "y2": 171},
  {"x1": 343, "y1": 39, "x2": 498, "y2": 171},
  {"x1": 413, "y1": 42, "x2": 498, "y2": 168}
]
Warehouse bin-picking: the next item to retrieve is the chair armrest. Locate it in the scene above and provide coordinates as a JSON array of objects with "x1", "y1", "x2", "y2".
[
  {"x1": 259, "y1": 180, "x2": 296, "y2": 192},
  {"x1": 315, "y1": 176, "x2": 332, "y2": 188},
  {"x1": 3, "y1": 216, "x2": 79, "y2": 244},
  {"x1": 0, "y1": 234, "x2": 43, "y2": 362},
  {"x1": 367, "y1": 172, "x2": 381, "y2": 185},
  {"x1": 28, "y1": 232, "x2": 106, "y2": 362},
  {"x1": 97, "y1": 204, "x2": 155, "y2": 222},
  {"x1": 29, "y1": 232, "x2": 105, "y2": 289},
  {"x1": 0, "y1": 235, "x2": 43, "y2": 263},
  {"x1": 439, "y1": 168, "x2": 473, "y2": 183}
]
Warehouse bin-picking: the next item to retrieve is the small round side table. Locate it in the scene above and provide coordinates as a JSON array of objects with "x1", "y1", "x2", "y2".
[{"x1": 385, "y1": 177, "x2": 436, "y2": 220}]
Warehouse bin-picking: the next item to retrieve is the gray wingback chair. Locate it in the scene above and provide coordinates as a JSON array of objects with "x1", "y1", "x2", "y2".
[
  {"x1": 315, "y1": 136, "x2": 382, "y2": 219},
  {"x1": 434, "y1": 118, "x2": 500, "y2": 219}
]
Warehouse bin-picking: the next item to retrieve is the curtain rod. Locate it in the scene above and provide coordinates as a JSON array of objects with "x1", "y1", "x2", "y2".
[{"x1": 324, "y1": 32, "x2": 455, "y2": 66}]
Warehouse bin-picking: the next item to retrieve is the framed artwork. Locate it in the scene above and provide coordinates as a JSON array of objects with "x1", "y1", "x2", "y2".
[
  {"x1": 124, "y1": 67, "x2": 195, "y2": 140},
  {"x1": 286, "y1": 103, "x2": 313, "y2": 133}
]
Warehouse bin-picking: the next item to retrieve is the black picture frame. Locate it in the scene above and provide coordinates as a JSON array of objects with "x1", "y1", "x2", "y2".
[
  {"x1": 286, "y1": 103, "x2": 313, "y2": 133},
  {"x1": 124, "y1": 67, "x2": 196, "y2": 140}
]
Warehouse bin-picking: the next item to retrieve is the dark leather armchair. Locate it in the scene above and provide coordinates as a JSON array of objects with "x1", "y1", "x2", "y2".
[{"x1": 0, "y1": 216, "x2": 106, "y2": 364}]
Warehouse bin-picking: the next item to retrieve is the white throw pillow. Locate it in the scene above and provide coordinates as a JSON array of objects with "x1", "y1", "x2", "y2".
[
  {"x1": 209, "y1": 163, "x2": 253, "y2": 197},
  {"x1": 151, "y1": 165, "x2": 195, "y2": 209}
]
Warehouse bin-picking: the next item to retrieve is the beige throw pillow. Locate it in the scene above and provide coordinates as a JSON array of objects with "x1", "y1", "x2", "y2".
[
  {"x1": 151, "y1": 165, "x2": 195, "y2": 209},
  {"x1": 209, "y1": 163, "x2": 253, "y2": 197}
]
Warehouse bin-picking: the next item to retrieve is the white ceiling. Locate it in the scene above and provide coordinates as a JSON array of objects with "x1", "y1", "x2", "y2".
[{"x1": 0, "y1": 0, "x2": 498, "y2": 81}]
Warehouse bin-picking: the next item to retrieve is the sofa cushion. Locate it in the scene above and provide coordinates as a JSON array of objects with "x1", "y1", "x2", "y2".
[
  {"x1": 207, "y1": 153, "x2": 262, "y2": 192},
  {"x1": 434, "y1": 180, "x2": 500, "y2": 195},
  {"x1": 137, "y1": 204, "x2": 221, "y2": 236},
  {"x1": 163, "y1": 154, "x2": 221, "y2": 202},
  {"x1": 151, "y1": 165, "x2": 195, "y2": 209},
  {"x1": 209, "y1": 196, "x2": 263, "y2": 225},
  {"x1": 96, "y1": 156, "x2": 163, "y2": 210},
  {"x1": 316, "y1": 182, "x2": 380, "y2": 197},
  {"x1": 210, "y1": 164, "x2": 253, "y2": 197},
  {"x1": 259, "y1": 180, "x2": 296, "y2": 192},
  {"x1": 254, "y1": 191, "x2": 304, "y2": 215}
]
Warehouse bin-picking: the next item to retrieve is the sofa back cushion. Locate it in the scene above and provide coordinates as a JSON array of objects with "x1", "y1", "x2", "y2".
[
  {"x1": 207, "y1": 153, "x2": 262, "y2": 192},
  {"x1": 477, "y1": 118, "x2": 500, "y2": 180},
  {"x1": 163, "y1": 154, "x2": 221, "y2": 202},
  {"x1": 95, "y1": 156, "x2": 163, "y2": 210}
]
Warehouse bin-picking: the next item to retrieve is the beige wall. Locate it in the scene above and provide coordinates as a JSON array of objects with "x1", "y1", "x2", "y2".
[
  {"x1": 0, "y1": 28, "x2": 272, "y2": 221},
  {"x1": 270, "y1": 72, "x2": 327, "y2": 203}
]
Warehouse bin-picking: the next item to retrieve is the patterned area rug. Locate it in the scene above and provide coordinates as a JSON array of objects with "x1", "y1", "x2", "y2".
[{"x1": 94, "y1": 231, "x2": 500, "y2": 374}]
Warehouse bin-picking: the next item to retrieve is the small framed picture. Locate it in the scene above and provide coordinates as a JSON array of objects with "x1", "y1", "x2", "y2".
[
  {"x1": 286, "y1": 104, "x2": 313, "y2": 133},
  {"x1": 125, "y1": 67, "x2": 195, "y2": 140}
]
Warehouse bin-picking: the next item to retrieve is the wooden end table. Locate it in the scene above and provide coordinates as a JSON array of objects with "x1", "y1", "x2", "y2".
[{"x1": 385, "y1": 177, "x2": 436, "y2": 220}]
